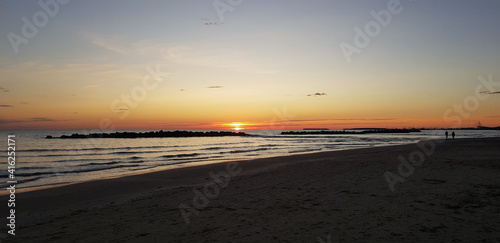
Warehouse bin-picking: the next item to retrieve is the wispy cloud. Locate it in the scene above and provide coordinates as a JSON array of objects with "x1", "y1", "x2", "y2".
[
  {"x1": 165, "y1": 46, "x2": 252, "y2": 70},
  {"x1": 88, "y1": 36, "x2": 129, "y2": 55},
  {"x1": 480, "y1": 91, "x2": 500, "y2": 95},
  {"x1": 208, "y1": 86, "x2": 223, "y2": 89},
  {"x1": 84, "y1": 33, "x2": 280, "y2": 74},
  {"x1": 113, "y1": 108, "x2": 129, "y2": 112},
  {"x1": 307, "y1": 92, "x2": 327, "y2": 97},
  {"x1": 0, "y1": 86, "x2": 9, "y2": 92},
  {"x1": 248, "y1": 117, "x2": 400, "y2": 129},
  {"x1": 85, "y1": 33, "x2": 170, "y2": 57},
  {"x1": 164, "y1": 46, "x2": 281, "y2": 74},
  {"x1": 27, "y1": 117, "x2": 57, "y2": 122},
  {"x1": 289, "y1": 118, "x2": 395, "y2": 122},
  {"x1": 0, "y1": 117, "x2": 60, "y2": 125},
  {"x1": 0, "y1": 105, "x2": 13, "y2": 108}
]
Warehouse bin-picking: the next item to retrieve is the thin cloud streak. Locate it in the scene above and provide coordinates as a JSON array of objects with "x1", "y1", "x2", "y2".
[
  {"x1": 480, "y1": 91, "x2": 500, "y2": 95},
  {"x1": 289, "y1": 118, "x2": 396, "y2": 122},
  {"x1": 307, "y1": 93, "x2": 327, "y2": 97},
  {"x1": 85, "y1": 34, "x2": 281, "y2": 75},
  {"x1": 0, "y1": 117, "x2": 61, "y2": 125}
]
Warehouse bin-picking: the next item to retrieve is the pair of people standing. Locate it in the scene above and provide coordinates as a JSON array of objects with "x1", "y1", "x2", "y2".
[{"x1": 445, "y1": 131, "x2": 455, "y2": 140}]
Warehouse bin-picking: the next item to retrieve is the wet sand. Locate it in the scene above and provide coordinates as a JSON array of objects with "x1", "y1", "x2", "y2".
[{"x1": 2, "y1": 137, "x2": 500, "y2": 242}]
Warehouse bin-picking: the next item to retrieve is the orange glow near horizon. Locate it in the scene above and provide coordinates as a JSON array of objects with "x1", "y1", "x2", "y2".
[
  {"x1": 2, "y1": 117, "x2": 499, "y2": 131},
  {"x1": 227, "y1": 122, "x2": 246, "y2": 131}
]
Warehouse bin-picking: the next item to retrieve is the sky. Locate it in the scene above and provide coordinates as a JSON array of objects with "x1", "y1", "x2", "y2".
[{"x1": 0, "y1": 0, "x2": 499, "y2": 130}]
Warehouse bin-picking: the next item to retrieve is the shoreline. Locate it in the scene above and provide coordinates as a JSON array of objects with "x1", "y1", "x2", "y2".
[
  {"x1": 0, "y1": 137, "x2": 487, "y2": 196},
  {"x1": 1, "y1": 139, "x2": 423, "y2": 196},
  {"x1": 3, "y1": 137, "x2": 500, "y2": 241}
]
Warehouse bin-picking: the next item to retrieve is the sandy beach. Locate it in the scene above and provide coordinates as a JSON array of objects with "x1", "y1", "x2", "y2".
[{"x1": 2, "y1": 137, "x2": 500, "y2": 242}]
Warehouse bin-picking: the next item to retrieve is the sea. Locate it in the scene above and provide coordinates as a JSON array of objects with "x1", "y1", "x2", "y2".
[{"x1": 1, "y1": 129, "x2": 499, "y2": 191}]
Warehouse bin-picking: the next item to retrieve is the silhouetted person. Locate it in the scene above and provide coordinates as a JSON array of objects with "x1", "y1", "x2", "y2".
[
  {"x1": 452, "y1": 131, "x2": 455, "y2": 139},
  {"x1": 445, "y1": 131, "x2": 448, "y2": 140}
]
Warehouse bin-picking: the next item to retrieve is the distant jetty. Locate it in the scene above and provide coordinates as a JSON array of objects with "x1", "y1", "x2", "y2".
[
  {"x1": 46, "y1": 130, "x2": 249, "y2": 139},
  {"x1": 281, "y1": 128, "x2": 420, "y2": 135},
  {"x1": 361, "y1": 128, "x2": 421, "y2": 134},
  {"x1": 282, "y1": 130, "x2": 360, "y2": 135}
]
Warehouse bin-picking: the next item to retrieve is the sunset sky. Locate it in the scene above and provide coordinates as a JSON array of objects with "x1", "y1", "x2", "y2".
[{"x1": 1, "y1": 0, "x2": 499, "y2": 130}]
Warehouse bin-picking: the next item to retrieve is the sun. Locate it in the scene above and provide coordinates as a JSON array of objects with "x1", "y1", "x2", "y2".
[{"x1": 228, "y1": 122, "x2": 245, "y2": 131}]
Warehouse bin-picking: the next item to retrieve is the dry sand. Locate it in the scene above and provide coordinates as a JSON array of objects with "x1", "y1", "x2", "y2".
[{"x1": 2, "y1": 137, "x2": 500, "y2": 242}]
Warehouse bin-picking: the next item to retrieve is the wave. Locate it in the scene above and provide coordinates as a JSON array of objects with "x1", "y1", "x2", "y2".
[
  {"x1": 16, "y1": 164, "x2": 142, "y2": 177},
  {"x1": 0, "y1": 176, "x2": 44, "y2": 189},
  {"x1": 110, "y1": 151, "x2": 144, "y2": 155},
  {"x1": 201, "y1": 146, "x2": 225, "y2": 150},
  {"x1": 85, "y1": 160, "x2": 144, "y2": 166},
  {"x1": 87, "y1": 161, "x2": 121, "y2": 166},
  {"x1": 223, "y1": 148, "x2": 268, "y2": 154},
  {"x1": 259, "y1": 144, "x2": 286, "y2": 147},
  {"x1": 18, "y1": 145, "x2": 185, "y2": 153},
  {"x1": 160, "y1": 153, "x2": 200, "y2": 158},
  {"x1": 21, "y1": 155, "x2": 145, "y2": 165},
  {"x1": 26, "y1": 148, "x2": 198, "y2": 158},
  {"x1": 288, "y1": 148, "x2": 323, "y2": 153},
  {"x1": 172, "y1": 156, "x2": 211, "y2": 161}
]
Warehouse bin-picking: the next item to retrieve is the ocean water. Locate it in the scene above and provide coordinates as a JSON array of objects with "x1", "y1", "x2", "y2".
[{"x1": 0, "y1": 129, "x2": 498, "y2": 190}]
